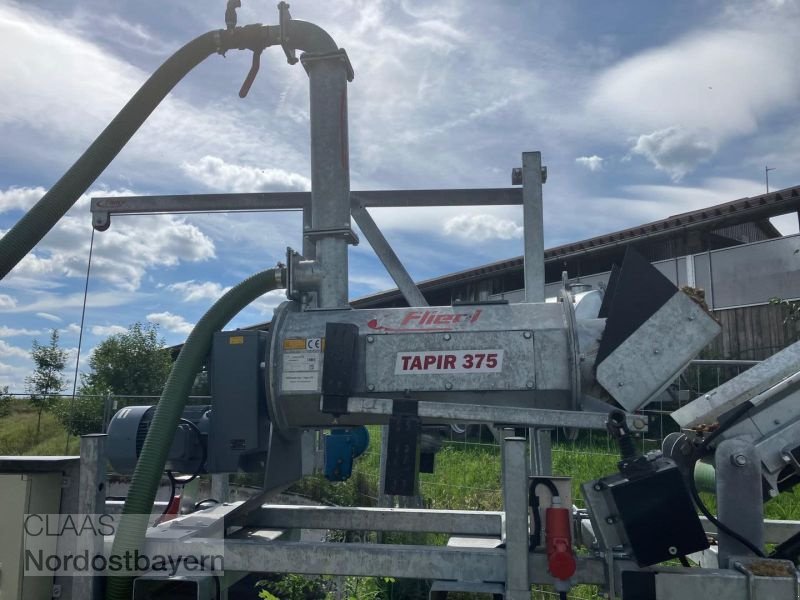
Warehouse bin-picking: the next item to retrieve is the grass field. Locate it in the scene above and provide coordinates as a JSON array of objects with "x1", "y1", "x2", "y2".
[{"x1": 0, "y1": 400, "x2": 80, "y2": 455}]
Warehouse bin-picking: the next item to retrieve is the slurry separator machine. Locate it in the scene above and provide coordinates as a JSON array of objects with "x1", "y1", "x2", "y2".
[{"x1": 2, "y1": 3, "x2": 800, "y2": 599}]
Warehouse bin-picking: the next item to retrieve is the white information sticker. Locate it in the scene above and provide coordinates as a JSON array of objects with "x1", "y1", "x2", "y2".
[
  {"x1": 394, "y1": 349, "x2": 504, "y2": 375},
  {"x1": 281, "y1": 338, "x2": 325, "y2": 392}
]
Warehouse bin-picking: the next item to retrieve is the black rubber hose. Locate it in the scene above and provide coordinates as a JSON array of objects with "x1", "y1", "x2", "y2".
[{"x1": 0, "y1": 25, "x2": 271, "y2": 280}]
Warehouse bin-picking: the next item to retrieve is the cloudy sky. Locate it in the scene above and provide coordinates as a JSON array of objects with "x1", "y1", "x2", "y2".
[{"x1": 1, "y1": 0, "x2": 799, "y2": 391}]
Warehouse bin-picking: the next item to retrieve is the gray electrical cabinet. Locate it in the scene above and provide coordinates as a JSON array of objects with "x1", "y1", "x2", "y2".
[{"x1": 0, "y1": 472, "x2": 63, "y2": 600}]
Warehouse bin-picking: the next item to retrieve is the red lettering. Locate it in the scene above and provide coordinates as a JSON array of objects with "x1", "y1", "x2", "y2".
[
  {"x1": 475, "y1": 353, "x2": 485, "y2": 367},
  {"x1": 444, "y1": 355, "x2": 456, "y2": 369},
  {"x1": 470, "y1": 309, "x2": 482, "y2": 323},
  {"x1": 401, "y1": 355, "x2": 412, "y2": 370},
  {"x1": 434, "y1": 314, "x2": 453, "y2": 324},
  {"x1": 410, "y1": 356, "x2": 423, "y2": 370},
  {"x1": 401, "y1": 311, "x2": 423, "y2": 326},
  {"x1": 423, "y1": 355, "x2": 437, "y2": 369},
  {"x1": 486, "y1": 353, "x2": 498, "y2": 369}
]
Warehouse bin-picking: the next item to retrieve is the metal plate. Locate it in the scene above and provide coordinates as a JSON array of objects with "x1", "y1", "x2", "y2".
[
  {"x1": 365, "y1": 331, "x2": 535, "y2": 393},
  {"x1": 596, "y1": 291, "x2": 721, "y2": 412}
]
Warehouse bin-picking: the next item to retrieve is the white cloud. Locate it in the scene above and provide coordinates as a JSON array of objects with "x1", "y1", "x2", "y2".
[
  {"x1": 182, "y1": 156, "x2": 311, "y2": 193},
  {"x1": 146, "y1": 311, "x2": 194, "y2": 335},
  {"x1": 589, "y1": 29, "x2": 800, "y2": 141},
  {"x1": 3, "y1": 187, "x2": 216, "y2": 292},
  {"x1": 90, "y1": 325, "x2": 128, "y2": 337},
  {"x1": 0, "y1": 294, "x2": 17, "y2": 309},
  {"x1": 65, "y1": 323, "x2": 82, "y2": 334},
  {"x1": 630, "y1": 127, "x2": 717, "y2": 181},
  {"x1": 0, "y1": 326, "x2": 41, "y2": 337},
  {"x1": 249, "y1": 290, "x2": 288, "y2": 316},
  {"x1": 575, "y1": 155, "x2": 604, "y2": 172},
  {"x1": 0, "y1": 340, "x2": 28, "y2": 359},
  {"x1": 36, "y1": 312, "x2": 62, "y2": 323},
  {"x1": 167, "y1": 280, "x2": 231, "y2": 303},
  {"x1": 443, "y1": 214, "x2": 523, "y2": 242},
  {"x1": 0, "y1": 186, "x2": 46, "y2": 213}
]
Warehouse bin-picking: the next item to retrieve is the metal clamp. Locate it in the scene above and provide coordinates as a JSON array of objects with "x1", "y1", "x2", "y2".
[
  {"x1": 278, "y1": 1, "x2": 298, "y2": 65},
  {"x1": 303, "y1": 226, "x2": 359, "y2": 245}
]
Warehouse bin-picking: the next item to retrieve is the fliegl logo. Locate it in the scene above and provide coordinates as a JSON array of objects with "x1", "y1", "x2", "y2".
[{"x1": 367, "y1": 309, "x2": 482, "y2": 332}]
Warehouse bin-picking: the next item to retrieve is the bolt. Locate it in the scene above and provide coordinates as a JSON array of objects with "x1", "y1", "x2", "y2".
[
  {"x1": 769, "y1": 488, "x2": 779, "y2": 498},
  {"x1": 774, "y1": 419, "x2": 781, "y2": 426},
  {"x1": 367, "y1": 384, "x2": 375, "y2": 392},
  {"x1": 668, "y1": 546, "x2": 678, "y2": 556},
  {"x1": 782, "y1": 453, "x2": 793, "y2": 464},
  {"x1": 526, "y1": 381, "x2": 534, "y2": 389},
  {"x1": 367, "y1": 335, "x2": 374, "y2": 343},
  {"x1": 445, "y1": 382, "x2": 453, "y2": 390},
  {"x1": 593, "y1": 483, "x2": 604, "y2": 492},
  {"x1": 633, "y1": 418, "x2": 646, "y2": 430},
  {"x1": 653, "y1": 349, "x2": 660, "y2": 355},
  {"x1": 605, "y1": 516, "x2": 617, "y2": 525},
  {"x1": 733, "y1": 454, "x2": 748, "y2": 467},
  {"x1": 688, "y1": 315, "x2": 696, "y2": 321},
  {"x1": 617, "y1": 381, "x2": 624, "y2": 387},
  {"x1": 444, "y1": 333, "x2": 451, "y2": 341},
  {"x1": 523, "y1": 331, "x2": 532, "y2": 339},
  {"x1": 304, "y1": 225, "x2": 311, "y2": 230}
]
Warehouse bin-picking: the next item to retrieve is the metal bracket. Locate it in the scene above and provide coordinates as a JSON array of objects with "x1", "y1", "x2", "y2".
[
  {"x1": 300, "y1": 48, "x2": 355, "y2": 82},
  {"x1": 303, "y1": 226, "x2": 359, "y2": 246},
  {"x1": 277, "y1": 1, "x2": 298, "y2": 65}
]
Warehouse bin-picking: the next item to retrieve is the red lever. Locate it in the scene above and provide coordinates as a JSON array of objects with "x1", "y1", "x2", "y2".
[{"x1": 546, "y1": 505, "x2": 577, "y2": 581}]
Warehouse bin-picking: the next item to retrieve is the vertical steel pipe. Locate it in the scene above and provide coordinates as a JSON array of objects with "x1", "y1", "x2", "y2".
[{"x1": 302, "y1": 52, "x2": 352, "y2": 308}]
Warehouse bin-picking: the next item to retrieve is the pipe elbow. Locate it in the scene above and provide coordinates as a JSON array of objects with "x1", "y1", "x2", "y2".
[{"x1": 286, "y1": 20, "x2": 339, "y2": 54}]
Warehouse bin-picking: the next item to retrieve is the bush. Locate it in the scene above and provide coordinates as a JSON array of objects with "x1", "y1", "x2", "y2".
[
  {"x1": 0, "y1": 387, "x2": 12, "y2": 418},
  {"x1": 51, "y1": 395, "x2": 105, "y2": 437}
]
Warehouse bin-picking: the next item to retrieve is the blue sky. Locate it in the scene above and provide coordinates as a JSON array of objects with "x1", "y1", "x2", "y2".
[{"x1": 1, "y1": 0, "x2": 799, "y2": 391}]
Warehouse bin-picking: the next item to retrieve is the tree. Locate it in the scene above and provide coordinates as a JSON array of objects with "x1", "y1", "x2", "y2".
[
  {"x1": 0, "y1": 385, "x2": 12, "y2": 418},
  {"x1": 25, "y1": 329, "x2": 68, "y2": 440},
  {"x1": 54, "y1": 323, "x2": 173, "y2": 437},
  {"x1": 82, "y1": 322, "x2": 173, "y2": 397}
]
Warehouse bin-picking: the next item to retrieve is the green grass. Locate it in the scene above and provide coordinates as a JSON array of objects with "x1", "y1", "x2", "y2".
[{"x1": 0, "y1": 402, "x2": 79, "y2": 455}]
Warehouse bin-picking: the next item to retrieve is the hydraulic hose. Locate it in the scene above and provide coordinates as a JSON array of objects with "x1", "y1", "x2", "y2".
[
  {"x1": 106, "y1": 266, "x2": 284, "y2": 600},
  {"x1": 0, "y1": 25, "x2": 273, "y2": 280}
]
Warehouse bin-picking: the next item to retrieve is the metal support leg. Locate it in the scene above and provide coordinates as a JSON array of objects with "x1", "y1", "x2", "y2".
[
  {"x1": 211, "y1": 473, "x2": 230, "y2": 503},
  {"x1": 522, "y1": 152, "x2": 547, "y2": 474},
  {"x1": 502, "y1": 436, "x2": 530, "y2": 600},
  {"x1": 530, "y1": 428, "x2": 553, "y2": 477},
  {"x1": 76, "y1": 434, "x2": 107, "y2": 600},
  {"x1": 715, "y1": 438, "x2": 764, "y2": 566}
]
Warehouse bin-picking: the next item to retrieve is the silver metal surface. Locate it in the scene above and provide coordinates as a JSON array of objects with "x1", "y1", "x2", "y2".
[
  {"x1": 144, "y1": 537, "x2": 507, "y2": 582},
  {"x1": 351, "y1": 204, "x2": 428, "y2": 307},
  {"x1": 715, "y1": 439, "x2": 765, "y2": 565},
  {"x1": 652, "y1": 563, "x2": 798, "y2": 600},
  {"x1": 597, "y1": 290, "x2": 721, "y2": 411},
  {"x1": 522, "y1": 151, "x2": 545, "y2": 303},
  {"x1": 530, "y1": 429, "x2": 553, "y2": 476},
  {"x1": 346, "y1": 397, "x2": 647, "y2": 431},
  {"x1": 249, "y1": 505, "x2": 502, "y2": 535},
  {"x1": 303, "y1": 51, "x2": 352, "y2": 308},
  {"x1": 75, "y1": 434, "x2": 107, "y2": 600},
  {"x1": 270, "y1": 301, "x2": 576, "y2": 429},
  {"x1": 365, "y1": 330, "x2": 535, "y2": 393},
  {"x1": 91, "y1": 188, "x2": 523, "y2": 230},
  {"x1": 673, "y1": 339, "x2": 800, "y2": 428},
  {"x1": 502, "y1": 437, "x2": 530, "y2": 599}
]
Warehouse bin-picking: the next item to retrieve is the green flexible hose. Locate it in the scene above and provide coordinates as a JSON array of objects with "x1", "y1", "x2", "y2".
[{"x1": 106, "y1": 267, "x2": 283, "y2": 600}]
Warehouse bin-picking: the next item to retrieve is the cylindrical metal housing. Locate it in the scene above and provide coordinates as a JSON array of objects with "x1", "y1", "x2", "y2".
[{"x1": 267, "y1": 301, "x2": 603, "y2": 430}]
